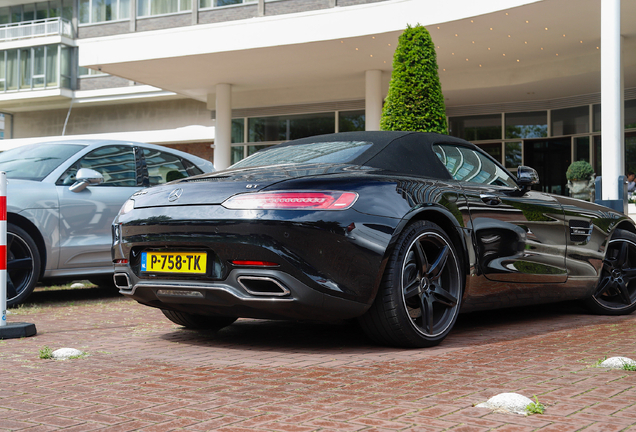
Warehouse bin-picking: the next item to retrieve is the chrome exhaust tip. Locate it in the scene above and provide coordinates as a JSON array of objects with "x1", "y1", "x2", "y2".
[
  {"x1": 237, "y1": 276, "x2": 290, "y2": 297},
  {"x1": 113, "y1": 273, "x2": 131, "y2": 289}
]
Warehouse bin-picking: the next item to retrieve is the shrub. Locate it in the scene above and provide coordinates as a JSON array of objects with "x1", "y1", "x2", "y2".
[
  {"x1": 566, "y1": 160, "x2": 594, "y2": 181},
  {"x1": 380, "y1": 25, "x2": 447, "y2": 133}
]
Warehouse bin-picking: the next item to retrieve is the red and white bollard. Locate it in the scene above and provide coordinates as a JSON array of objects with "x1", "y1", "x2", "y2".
[
  {"x1": 0, "y1": 171, "x2": 36, "y2": 339},
  {"x1": 0, "y1": 171, "x2": 6, "y2": 328}
]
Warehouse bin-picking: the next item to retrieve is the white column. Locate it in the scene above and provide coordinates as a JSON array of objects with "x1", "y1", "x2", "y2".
[
  {"x1": 365, "y1": 70, "x2": 383, "y2": 131},
  {"x1": 601, "y1": 0, "x2": 623, "y2": 200},
  {"x1": 215, "y1": 83, "x2": 232, "y2": 171}
]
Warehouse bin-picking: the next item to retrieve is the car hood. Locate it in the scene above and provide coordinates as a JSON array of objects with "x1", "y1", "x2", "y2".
[
  {"x1": 6, "y1": 179, "x2": 58, "y2": 213},
  {"x1": 131, "y1": 163, "x2": 366, "y2": 208}
]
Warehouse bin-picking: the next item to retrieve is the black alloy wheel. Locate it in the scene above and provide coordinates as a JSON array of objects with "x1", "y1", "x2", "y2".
[
  {"x1": 161, "y1": 309, "x2": 238, "y2": 330},
  {"x1": 6, "y1": 223, "x2": 41, "y2": 307},
  {"x1": 585, "y1": 229, "x2": 636, "y2": 315},
  {"x1": 359, "y1": 220, "x2": 463, "y2": 347}
]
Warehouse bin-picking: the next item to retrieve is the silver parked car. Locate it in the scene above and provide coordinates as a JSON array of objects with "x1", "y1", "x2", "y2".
[{"x1": 0, "y1": 139, "x2": 215, "y2": 306}]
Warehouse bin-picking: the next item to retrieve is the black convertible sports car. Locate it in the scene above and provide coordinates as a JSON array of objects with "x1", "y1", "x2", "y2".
[{"x1": 112, "y1": 131, "x2": 636, "y2": 347}]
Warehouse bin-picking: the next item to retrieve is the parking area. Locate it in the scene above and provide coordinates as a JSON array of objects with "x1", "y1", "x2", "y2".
[{"x1": 2, "y1": 286, "x2": 636, "y2": 431}]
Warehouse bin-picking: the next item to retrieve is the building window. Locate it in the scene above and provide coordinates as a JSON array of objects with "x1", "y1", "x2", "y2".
[
  {"x1": 626, "y1": 99, "x2": 636, "y2": 129},
  {"x1": 338, "y1": 110, "x2": 365, "y2": 132},
  {"x1": 79, "y1": 0, "x2": 130, "y2": 24},
  {"x1": 593, "y1": 103, "x2": 601, "y2": 132},
  {"x1": 78, "y1": 66, "x2": 107, "y2": 77},
  {"x1": 448, "y1": 114, "x2": 502, "y2": 141},
  {"x1": 138, "y1": 0, "x2": 191, "y2": 17},
  {"x1": 505, "y1": 142, "x2": 522, "y2": 169},
  {"x1": 1, "y1": 1, "x2": 72, "y2": 24},
  {"x1": 505, "y1": 111, "x2": 547, "y2": 139},
  {"x1": 248, "y1": 112, "x2": 336, "y2": 143},
  {"x1": 551, "y1": 106, "x2": 589, "y2": 136},
  {"x1": 199, "y1": 0, "x2": 256, "y2": 9},
  {"x1": 0, "y1": 45, "x2": 72, "y2": 92},
  {"x1": 0, "y1": 113, "x2": 11, "y2": 139},
  {"x1": 230, "y1": 110, "x2": 365, "y2": 164}
]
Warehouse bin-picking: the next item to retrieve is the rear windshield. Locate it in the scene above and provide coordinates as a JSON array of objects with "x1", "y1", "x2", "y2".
[
  {"x1": 230, "y1": 141, "x2": 373, "y2": 169},
  {"x1": 0, "y1": 143, "x2": 84, "y2": 181}
]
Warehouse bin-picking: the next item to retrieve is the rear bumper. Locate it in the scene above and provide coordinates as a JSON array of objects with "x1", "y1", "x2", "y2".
[{"x1": 114, "y1": 266, "x2": 370, "y2": 321}]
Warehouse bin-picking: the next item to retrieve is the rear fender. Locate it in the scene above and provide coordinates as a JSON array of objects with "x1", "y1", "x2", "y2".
[{"x1": 384, "y1": 205, "x2": 470, "y2": 284}]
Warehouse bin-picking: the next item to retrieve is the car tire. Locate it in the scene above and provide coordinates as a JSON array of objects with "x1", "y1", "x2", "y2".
[
  {"x1": 7, "y1": 223, "x2": 41, "y2": 307},
  {"x1": 359, "y1": 220, "x2": 463, "y2": 348},
  {"x1": 161, "y1": 309, "x2": 237, "y2": 330},
  {"x1": 585, "y1": 229, "x2": 636, "y2": 315}
]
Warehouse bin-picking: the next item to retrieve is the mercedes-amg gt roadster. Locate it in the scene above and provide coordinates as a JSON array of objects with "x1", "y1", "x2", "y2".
[{"x1": 112, "y1": 131, "x2": 636, "y2": 347}]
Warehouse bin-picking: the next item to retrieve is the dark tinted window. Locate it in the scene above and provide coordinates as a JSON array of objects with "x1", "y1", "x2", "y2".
[
  {"x1": 0, "y1": 143, "x2": 83, "y2": 181},
  {"x1": 433, "y1": 144, "x2": 516, "y2": 187},
  {"x1": 58, "y1": 145, "x2": 137, "y2": 186}
]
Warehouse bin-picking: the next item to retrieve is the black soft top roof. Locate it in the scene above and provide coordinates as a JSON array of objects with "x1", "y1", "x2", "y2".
[{"x1": 277, "y1": 131, "x2": 476, "y2": 179}]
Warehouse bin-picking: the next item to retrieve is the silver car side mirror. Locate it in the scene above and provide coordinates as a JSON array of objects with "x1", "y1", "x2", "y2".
[{"x1": 70, "y1": 168, "x2": 104, "y2": 193}]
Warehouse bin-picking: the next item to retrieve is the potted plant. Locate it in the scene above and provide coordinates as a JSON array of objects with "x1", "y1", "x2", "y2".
[{"x1": 566, "y1": 161, "x2": 595, "y2": 201}]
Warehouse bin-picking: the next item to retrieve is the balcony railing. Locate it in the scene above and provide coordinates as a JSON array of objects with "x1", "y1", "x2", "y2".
[{"x1": 0, "y1": 18, "x2": 73, "y2": 43}]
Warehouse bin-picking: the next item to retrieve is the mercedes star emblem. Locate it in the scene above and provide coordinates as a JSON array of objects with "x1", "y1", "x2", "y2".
[{"x1": 168, "y1": 188, "x2": 183, "y2": 202}]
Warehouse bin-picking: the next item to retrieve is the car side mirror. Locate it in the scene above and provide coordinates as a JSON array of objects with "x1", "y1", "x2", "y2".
[
  {"x1": 516, "y1": 166, "x2": 539, "y2": 192},
  {"x1": 70, "y1": 168, "x2": 104, "y2": 193}
]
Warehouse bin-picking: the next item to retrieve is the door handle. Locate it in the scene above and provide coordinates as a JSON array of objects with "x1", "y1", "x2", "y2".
[{"x1": 480, "y1": 194, "x2": 501, "y2": 206}]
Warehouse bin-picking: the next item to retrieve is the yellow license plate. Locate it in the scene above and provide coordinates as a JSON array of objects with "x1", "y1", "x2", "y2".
[{"x1": 141, "y1": 251, "x2": 207, "y2": 274}]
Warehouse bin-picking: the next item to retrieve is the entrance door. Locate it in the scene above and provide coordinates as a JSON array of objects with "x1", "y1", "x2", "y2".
[{"x1": 524, "y1": 138, "x2": 571, "y2": 196}]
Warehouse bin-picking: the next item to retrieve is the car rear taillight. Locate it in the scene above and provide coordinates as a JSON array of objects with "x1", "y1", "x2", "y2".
[{"x1": 222, "y1": 191, "x2": 358, "y2": 210}]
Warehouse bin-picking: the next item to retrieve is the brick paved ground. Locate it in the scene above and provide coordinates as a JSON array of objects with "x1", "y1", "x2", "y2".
[{"x1": 2, "y1": 286, "x2": 636, "y2": 431}]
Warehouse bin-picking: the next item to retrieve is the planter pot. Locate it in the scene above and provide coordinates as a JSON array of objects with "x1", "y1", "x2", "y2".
[{"x1": 567, "y1": 177, "x2": 595, "y2": 201}]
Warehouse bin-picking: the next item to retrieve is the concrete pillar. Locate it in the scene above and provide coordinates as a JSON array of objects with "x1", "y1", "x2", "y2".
[
  {"x1": 215, "y1": 83, "x2": 232, "y2": 171},
  {"x1": 191, "y1": 0, "x2": 198, "y2": 26},
  {"x1": 365, "y1": 70, "x2": 382, "y2": 131},
  {"x1": 601, "y1": 0, "x2": 623, "y2": 200}
]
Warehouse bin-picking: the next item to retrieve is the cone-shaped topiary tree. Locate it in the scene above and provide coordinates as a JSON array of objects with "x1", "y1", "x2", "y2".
[{"x1": 380, "y1": 24, "x2": 447, "y2": 133}]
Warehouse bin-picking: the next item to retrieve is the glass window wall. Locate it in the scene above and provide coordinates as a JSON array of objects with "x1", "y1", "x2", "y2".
[
  {"x1": 505, "y1": 142, "x2": 522, "y2": 169},
  {"x1": 505, "y1": 111, "x2": 547, "y2": 139},
  {"x1": 573, "y1": 136, "x2": 590, "y2": 164},
  {"x1": 0, "y1": 113, "x2": 12, "y2": 140},
  {"x1": 138, "y1": 0, "x2": 191, "y2": 17},
  {"x1": 449, "y1": 99, "x2": 636, "y2": 196},
  {"x1": 551, "y1": 106, "x2": 589, "y2": 136},
  {"x1": 248, "y1": 112, "x2": 335, "y2": 143},
  {"x1": 0, "y1": 44, "x2": 72, "y2": 92},
  {"x1": 448, "y1": 114, "x2": 502, "y2": 141},
  {"x1": 199, "y1": 0, "x2": 256, "y2": 9},
  {"x1": 231, "y1": 110, "x2": 365, "y2": 164},
  {"x1": 338, "y1": 110, "x2": 365, "y2": 132},
  {"x1": 626, "y1": 99, "x2": 636, "y2": 129},
  {"x1": 593, "y1": 104, "x2": 601, "y2": 132},
  {"x1": 80, "y1": 0, "x2": 130, "y2": 24},
  {"x1": 1, "y1": 1, "x2": 70, "y2": 23},
  {"x1": 78, "y1": 66, "x2": 108, "y2": 77}
]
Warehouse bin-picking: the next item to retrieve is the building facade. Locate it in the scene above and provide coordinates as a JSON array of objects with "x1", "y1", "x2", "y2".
[{"x1": 0, "y1": 0, "x2": 634, "y2": 195}]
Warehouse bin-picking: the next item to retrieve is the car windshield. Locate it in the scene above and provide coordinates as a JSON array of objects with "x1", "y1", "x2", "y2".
[
  {"x1": 231, "y1": 141, "x2": 373, "y2": 169},
  {"x1": 0, "y1": 143, "x2": 85, "y2": 181}
]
